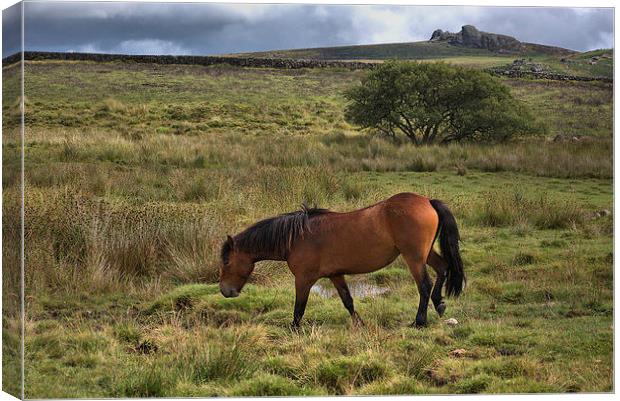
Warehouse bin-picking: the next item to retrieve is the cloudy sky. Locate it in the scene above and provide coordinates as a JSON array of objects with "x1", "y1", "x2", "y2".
[{"x1": 2, "y1": 2, "x2": 614, "y2": 58}]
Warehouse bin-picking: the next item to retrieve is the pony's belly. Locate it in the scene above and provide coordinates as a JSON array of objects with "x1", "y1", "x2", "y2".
[
  {"x1": 320, "y1": 245, "x2": 400, "y2": 275},
  {"x1": 313, "y1": 214, "x2": 400, "y2": 275}
]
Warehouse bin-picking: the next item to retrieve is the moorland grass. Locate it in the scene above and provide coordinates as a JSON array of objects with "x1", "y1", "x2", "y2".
[{"x1": 1, "y1": 60, "x2": 613, "y2": 396}]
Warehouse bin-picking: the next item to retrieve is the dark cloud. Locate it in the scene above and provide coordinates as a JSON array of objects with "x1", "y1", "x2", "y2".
[
  {"x1": 10, "y1": 2, "x2": 615, "y2": 58},
  {"x1": 3, "y1": 2, "x2": 22, "y2": 57}
]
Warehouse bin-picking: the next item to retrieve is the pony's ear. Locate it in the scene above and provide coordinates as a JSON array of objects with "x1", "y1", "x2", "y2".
[{"x1": 226, "y1": 235, "x2": 235, "y2": 248}]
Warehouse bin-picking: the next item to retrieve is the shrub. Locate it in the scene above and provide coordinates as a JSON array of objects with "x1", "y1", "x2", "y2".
[{"x1": 344, "y1": 61, "x2": 544, "y2": 145}]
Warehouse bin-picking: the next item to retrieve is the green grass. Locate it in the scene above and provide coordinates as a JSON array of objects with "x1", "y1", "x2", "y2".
[
  {"x1": 503, "y1": 79, "x2": 612, "y2": 138},
  {"x1": 2, "y1": 59, "x2": 613, "y2": 397},
  {"x1": 538, "y1": 49, "x2": 613, "y2": 78},
  {"x1": 485, "y1": 50, "x2": 613, "y2": 80},
  {"x1": 2, "y1": 62, "x2": 23, "y2": 400}
]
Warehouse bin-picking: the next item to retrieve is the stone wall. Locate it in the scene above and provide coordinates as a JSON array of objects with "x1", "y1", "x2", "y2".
[
  {"x1": 3, "y1": 51, "x2": 611, "y2": 84},
  {"x1": 2, "y1": 51, "x2": 379, "y2": 70},
  {"x1": 486, "y1": 67, "x2": 612, "y2": 83}
]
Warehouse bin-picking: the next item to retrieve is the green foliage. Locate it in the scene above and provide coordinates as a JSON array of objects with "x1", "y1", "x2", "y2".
[{"x1": 344, "y1": 61, "x2": 544, "y2": 144}]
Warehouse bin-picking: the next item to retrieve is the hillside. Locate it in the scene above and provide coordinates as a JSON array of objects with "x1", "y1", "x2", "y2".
[
  {"x1": 231, "y1": 41, "x2": 503, "y2": 61},
  {"x1": 488, "y1": 48, "x2": 613, "y2": 80},
  {"x1": 230, "y1": 25, "x2": 576, "y2": 61}
]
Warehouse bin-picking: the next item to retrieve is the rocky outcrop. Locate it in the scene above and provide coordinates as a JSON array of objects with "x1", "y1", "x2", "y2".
[{"x1": 430, "y1": 25, "x2": 523, "y2": 53}]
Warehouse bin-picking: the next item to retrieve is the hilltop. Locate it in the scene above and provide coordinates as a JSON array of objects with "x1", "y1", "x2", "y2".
[
  {"x1": 430, "y1": 25, "x2": 575, "y2": 56},
  {"x1": 230, "y1": 25, "x2": 576, "y2": 60}
]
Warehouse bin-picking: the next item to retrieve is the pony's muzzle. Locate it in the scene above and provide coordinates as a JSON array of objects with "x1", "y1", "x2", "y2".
[{"x1": 220, "y1": 283, "x2": 240, "y2": 298}]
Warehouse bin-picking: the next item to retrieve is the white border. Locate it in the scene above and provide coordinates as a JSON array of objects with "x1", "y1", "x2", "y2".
[{"x1": 0, "y1": 1, "x2": 616, "y2": 401}]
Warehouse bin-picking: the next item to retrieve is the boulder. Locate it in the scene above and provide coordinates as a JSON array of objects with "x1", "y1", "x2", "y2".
[
  {"x1": 461, "y1": 25, "x2": 483, "y2": 47},
  {"x1": 429, "y1": 25, "x2": 523, "y2": 53}
]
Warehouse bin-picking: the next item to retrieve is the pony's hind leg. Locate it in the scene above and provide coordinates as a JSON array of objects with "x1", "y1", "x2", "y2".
[
  {"x1": 402, "y1": 253, "x2": 433, "y2": 327},
  {"x1": 427, "y1": 249, "x2": 448, "y2": 317},
  {"x1": 330, "y1": 275, "x2": 364, "y2": 326}
]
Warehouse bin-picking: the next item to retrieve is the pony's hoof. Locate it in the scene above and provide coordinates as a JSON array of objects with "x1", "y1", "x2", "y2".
[
  {"x1": 410, "y1": 320, "x2": 428, "y2": 329},
  {"x1": 436, "y1": 302, "x2": 446, "y2": 317},
  {"x1": 290, "y1": 323, "x2": 301, "y2": 333}
]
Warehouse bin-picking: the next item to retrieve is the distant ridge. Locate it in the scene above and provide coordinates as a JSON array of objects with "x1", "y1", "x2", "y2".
[{"x1": 230, "y1": 25, "x2": 576, "y2": 60}]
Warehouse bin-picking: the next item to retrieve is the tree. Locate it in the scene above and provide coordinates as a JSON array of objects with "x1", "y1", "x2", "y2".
[{"x1": 344, "y1": 61, "x2": 544, "y2": 145}]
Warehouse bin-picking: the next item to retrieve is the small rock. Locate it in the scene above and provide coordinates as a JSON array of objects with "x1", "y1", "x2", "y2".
[
  {"x1": 445, "y1": 318, "x2": 459, "y2": 326},
  {"x1": 599, "y1": 209, "x2": 611, "y2": 217},
  {"x1": 449, "y1": 348, "x2": 467, "y2": 358}
]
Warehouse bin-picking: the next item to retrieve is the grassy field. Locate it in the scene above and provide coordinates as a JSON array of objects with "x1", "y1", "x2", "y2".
[
  {"x1": 2, "y1": 59, "x2": 613, "y2": 397},
  {"x1": 2, "y1": 60, "x2": 23, "y2": 399},
  {"x1": 232, "y1": 40, "x2": 612, "y2": 79},
  {"x1": 535, "y1": 49, "x2": 614, "y2": 79}
]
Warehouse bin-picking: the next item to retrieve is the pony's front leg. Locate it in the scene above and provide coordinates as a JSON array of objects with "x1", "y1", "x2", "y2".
[
  {"x1": 291, "y1": 275, "x2": 317, "y2": 329},
  {"x1": 330, "y1": 275, "x2": 364, "y2": 326}
]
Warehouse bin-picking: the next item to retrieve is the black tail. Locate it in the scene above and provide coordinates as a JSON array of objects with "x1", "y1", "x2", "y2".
[{"x1": 430, "y1": 199, "x2": 465, "y2": 297}]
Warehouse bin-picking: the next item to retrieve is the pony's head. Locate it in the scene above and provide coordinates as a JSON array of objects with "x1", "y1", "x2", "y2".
[{"x1": 219, "y1": 235, "x2": 254, "y2": 298}]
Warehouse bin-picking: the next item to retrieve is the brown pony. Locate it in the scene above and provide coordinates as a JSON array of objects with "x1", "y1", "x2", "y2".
[{"x1": 219, "y1": 193, "x2": 465, "y2": 328}]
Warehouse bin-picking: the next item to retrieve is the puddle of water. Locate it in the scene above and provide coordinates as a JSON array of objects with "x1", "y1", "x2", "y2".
[{"x1": 311, "y1": 280, "x2": 390, "y2": 299}]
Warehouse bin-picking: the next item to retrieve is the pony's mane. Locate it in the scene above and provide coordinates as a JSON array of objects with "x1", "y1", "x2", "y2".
[{"x1": 221, "y1": 204, "x2": 330, "y2": 263}]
